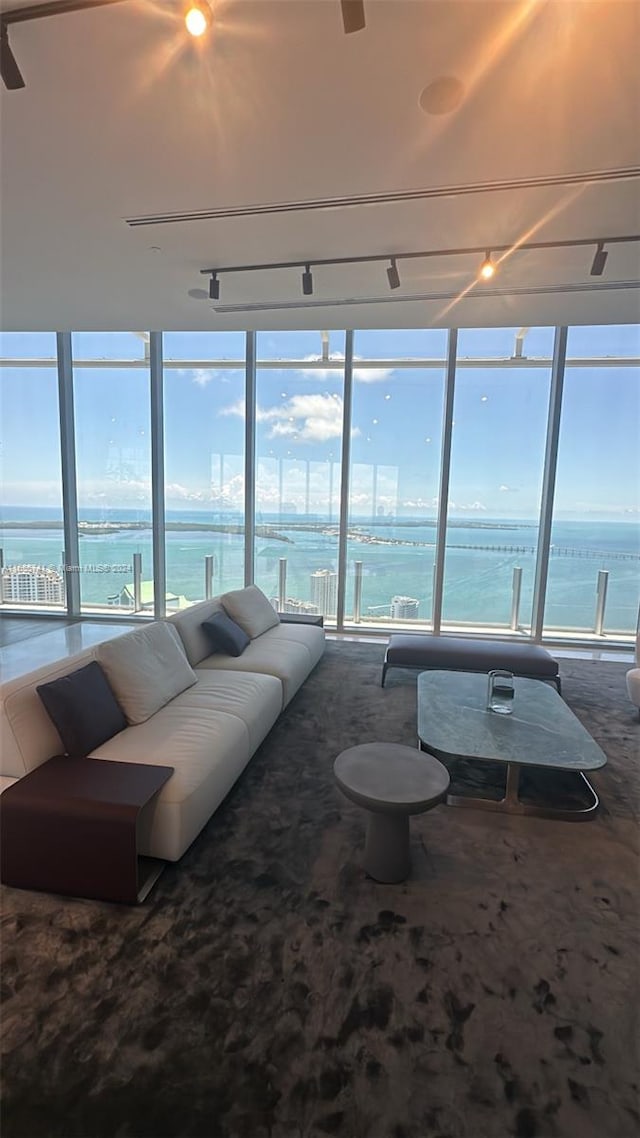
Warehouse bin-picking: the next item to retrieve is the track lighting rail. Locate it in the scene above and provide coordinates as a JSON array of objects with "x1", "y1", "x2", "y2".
[{"x1": 200, "y1": 234, "x2": 640, "y2": 296}]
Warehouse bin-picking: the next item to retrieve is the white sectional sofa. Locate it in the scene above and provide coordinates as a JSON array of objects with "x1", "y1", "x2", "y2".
[{"x1": 0, "y1": 588, "x2": 324, "y2": 866}]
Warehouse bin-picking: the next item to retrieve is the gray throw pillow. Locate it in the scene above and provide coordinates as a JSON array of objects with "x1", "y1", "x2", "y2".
[
  {"x1": 202, "y1": 611, "x2": 250, "y2": 657},
  {"x1": 36, "y1": 661, "x2": 127, "y2": 758}
]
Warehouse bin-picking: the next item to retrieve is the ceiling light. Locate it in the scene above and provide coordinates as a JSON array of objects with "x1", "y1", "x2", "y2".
[
  {"x1": 209, "y1": 273, "x2": 220, "y2": 300},
  {"x1": 185, "y1": 2, "x2": 212, "y2": 37},
  {"x1": 479, "y1": 252, "x2": 496, "y2": 281},
  {"x1": 302, "y1": 265, "x2": 313, "y2": 296},
  {"x1": 590, "y1": 241, "x2": 608, "y2": 277},
  {"x1": 386, "y1": 257, "x2": 401, "y2": 290}
]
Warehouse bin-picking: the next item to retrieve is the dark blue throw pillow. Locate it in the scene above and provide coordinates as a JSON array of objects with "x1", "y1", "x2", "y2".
[
  {"x1": 37, "y1": 661, "x2": 128, "y2": 758},
  {"x1": 201, "y1": 611, "x2": 250, "y2": 657}
]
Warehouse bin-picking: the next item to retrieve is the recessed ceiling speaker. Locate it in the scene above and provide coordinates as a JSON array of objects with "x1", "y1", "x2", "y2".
[{"x1": 419, "y1": 76, "x2": 465, "y2": 116}]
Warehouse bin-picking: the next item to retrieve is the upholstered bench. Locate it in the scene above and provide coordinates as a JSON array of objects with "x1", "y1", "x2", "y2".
[{"x1": 381, "y1": 634, "x2": 560, "y2": 692}]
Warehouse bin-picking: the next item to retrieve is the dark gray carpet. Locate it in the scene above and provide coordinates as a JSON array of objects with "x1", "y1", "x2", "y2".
[{"x1": 2, "y1": 644, "x2": 639, "y2": 1138}]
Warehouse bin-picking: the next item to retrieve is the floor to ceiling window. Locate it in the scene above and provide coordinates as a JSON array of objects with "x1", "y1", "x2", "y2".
[
  {"x1": 254, "y1": 332, "x2": 345, "y2": 621},
  {"x1": 442, "y1": 327, "x2": 554, "y2": 633},
  {"x1": 163, "y1": 332, "x2": 246, "y2": 605},
  {"x1": 346, "y1": 330, "x2": 447, "y2": 628},
  {"x1": 544, "y1": 324, "x2": 640, "y2": 638},
  {"x1": 72, "y1": 333, "x2": 153, "y2": 614},
  {"x1": 0, "y1": 333, "x2": 65, "y2": 610},
  {"x1": 1, "y1": 324, "x2": 637, "y2": 646}
]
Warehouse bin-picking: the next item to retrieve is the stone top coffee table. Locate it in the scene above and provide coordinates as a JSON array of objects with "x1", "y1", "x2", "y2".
[
  {"x1": 417, "y1": 670, "x2": 607, "y2": 821},
  {"x1": 334, "y1": 742, "x2": 450, "y2": 883}
]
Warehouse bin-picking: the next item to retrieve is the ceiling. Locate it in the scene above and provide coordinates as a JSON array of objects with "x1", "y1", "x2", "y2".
[{"x1": 1, "y1": 0, "x2": 639, "y2": 332}]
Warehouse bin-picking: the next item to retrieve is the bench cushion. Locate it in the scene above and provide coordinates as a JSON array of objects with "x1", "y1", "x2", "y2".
[{"x1": 385, "y1": 634, "x2": 558, "y2": 678}]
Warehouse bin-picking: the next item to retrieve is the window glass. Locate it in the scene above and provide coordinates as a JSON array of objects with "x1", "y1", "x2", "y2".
[
  {"x1": 0, "y1": 341, "x2": 64, "y2": 609},
  {"x1": 355, "y1": 329, "x2": 447, "y2": 359},
  {"x1": 457, "y1": 327, "x2": 555, "y2": 360},
  {"x1": 566, "y1": 324, "x2": 640, "y2": 358},
  {"x1": 0, "y1": 331, "x2": 57, "y2": 358},
  {"x1": 545, "y1": 361, "x2": 640, "y2": 635},
  {"x1": 164, "y1": 354, "x2": 246, "y2": 604},
  {"x1": 164, "y1": 331, "x2": 245, "y2": 361},
  {"x1": 72, "y1": 332, "x2": 148, "y2": 360},
  {"x1": 347, "y1": 336, "x2": 445, "y2": 628},
  {"x1": 73, "y1": 348, "x2": 152, "y2": 613},
  {"x1": 257, "y1": 330, "x2": 346, "y2": 361},
  {"x1": 254, "y1": 333, "x2": 344, "y2": 621},
  {"x1": 442, "y1": 332, "x2": 552, "y2": 631}
]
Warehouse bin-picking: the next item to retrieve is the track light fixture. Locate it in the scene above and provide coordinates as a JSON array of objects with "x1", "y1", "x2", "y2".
[
  {"x1": 184, "y1": 2, "x2": 213, "y2": 37},
  {"x1": 1, "y1": 0, "x2": 129, "y2": 91},
  {"x1": 590, "y1": 241, "x2": 608, "y2": 277},
  {"x1": 479, "y1": 251, "x2": 496, "y2": 280},
  {"x1": 0, "y1": 21, "x2": 23, "y2": 89},
  {"x1": 200, "y1": 233, "x2": 640, "y2": 303},
  {"x1": 386, "y1": 257, "x2": 401, "y2": 290}
]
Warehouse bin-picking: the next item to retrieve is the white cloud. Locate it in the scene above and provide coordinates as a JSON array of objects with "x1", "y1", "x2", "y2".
[
  {"x1": 499, "y1": 484, "x2": 519, "y2": 493},
  {"x1": 298, "y1": 353, "x2": 395, "y2": 384},
  {"x1": 165, "y1": 483, "x2": 208, "y2": 502},
  {"x1": 192, "y1": 368, "x2": 215, "y2": 388},
  {"x1": 219, "y1": 398, "x2": 245, "y2": 418},
  {"x1": 221, "y1": 393, "x2": 345, "y2": 443},
  {"x1": 177, "y1": 367, "x2": 237, "y2": 388},
  {"x1": 1, "y1": 480, "x2": 67, "y2": 506},
  {"x1": 211, "y1": 473, "x2": 245, "y2": 507}
]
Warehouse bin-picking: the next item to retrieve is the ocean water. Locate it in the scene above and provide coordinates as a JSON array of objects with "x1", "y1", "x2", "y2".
[{"x1": 1, "y1": 507, "x2": 638, "y2": 634}]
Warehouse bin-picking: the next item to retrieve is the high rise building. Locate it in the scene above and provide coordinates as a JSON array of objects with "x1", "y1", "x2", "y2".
[
  {"x1": 270, "y1": 596, "x2": 320, "y2": 616},
  {"x1": 390, "y1": 595, "x2": 419, "y2": 620},
  {"x1": 2, "y1": 565, "x2": 65, "y2": 605},
  {"x1": 310, "y1": 569, "x2": 337, "y2": 617}
]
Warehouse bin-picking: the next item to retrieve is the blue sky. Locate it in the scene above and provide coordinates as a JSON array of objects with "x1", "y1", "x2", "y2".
[{"x1": 0, "y1": 325, "x2": 638, "y2": 520}]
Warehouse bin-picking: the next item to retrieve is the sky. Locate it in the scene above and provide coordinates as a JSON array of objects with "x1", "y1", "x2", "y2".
[{"x1": 0, "y1": 325, "x2": 639, "y2": 521}]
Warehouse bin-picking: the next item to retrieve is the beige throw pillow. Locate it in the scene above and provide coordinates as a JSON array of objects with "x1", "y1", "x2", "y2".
[
  {"x1": 96, "y1": 621, "x2": 197, "y2": 725},
  {"x1": 221, "y1": 585, "x2": 280, "y2": 640}
]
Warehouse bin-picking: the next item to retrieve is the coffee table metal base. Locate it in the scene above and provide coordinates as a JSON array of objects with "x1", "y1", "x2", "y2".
[
  {"x1": 437, "y1": 755, "x2": 600, "y2": 822},
  {"x1": 363, "y1": 813, "x2": 410, "y2": 883}
]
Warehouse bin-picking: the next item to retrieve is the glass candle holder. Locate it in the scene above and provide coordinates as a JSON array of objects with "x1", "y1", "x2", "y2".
[{"x1": 487, "y1": 669, "x2": 515, "y2": 715}]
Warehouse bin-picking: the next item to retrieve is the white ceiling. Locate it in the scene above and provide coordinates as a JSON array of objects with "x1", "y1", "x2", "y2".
[{"x1": 1, "y1": 0, "x2": 639, "y2": 331}]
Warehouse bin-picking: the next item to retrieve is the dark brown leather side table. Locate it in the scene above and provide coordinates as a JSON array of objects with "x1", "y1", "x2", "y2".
[{"x1": 0, "y1": 755, "x2": 174, "y2": 904}]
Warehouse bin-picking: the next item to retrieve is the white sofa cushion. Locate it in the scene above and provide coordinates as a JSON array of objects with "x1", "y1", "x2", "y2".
[
  {"x1": 90, "y1": 701, "x2": 251, "y2": 861},
  {"x1": 196, "y1": 630, "x2": 316, "y2": 707},
  {"x1": 183, "y1": 669, "x2": 283, "y2": 754},
  {"x1": 266, "y1": 623, "x2": 326, "y2": 671},
  {"x1": 166, "y1": 598, "x2": 224, "y2": 667},
  {"x1": 96, "y1": 622, "x2": 197, "y2": 726},
  {"x1": 221, "y1": 585, "x2": 280, "y2": 639}
]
